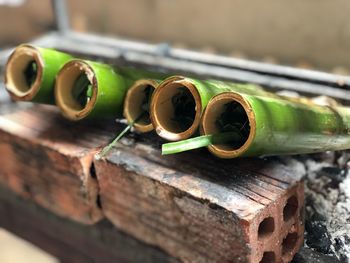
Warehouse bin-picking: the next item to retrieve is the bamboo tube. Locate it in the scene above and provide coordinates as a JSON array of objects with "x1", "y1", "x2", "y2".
[
  {"x1": 55, "y1": 60, "x2": 166, "y2": 121},
  {"x1": 5, "y1": 44, "x2": 73, "y2": 104},
  {"x1": 123, "y1": 79, "x2": 160, "y2": 133},
  {"x1": 150, "y1": 76, "x2": 271, "y2": 141},
  {"x1": 55, "y1": 59, "x2": 128, "y2": 121},
  {"x1": 201, "y1": 92, "x2": 350, "y2": 158}
]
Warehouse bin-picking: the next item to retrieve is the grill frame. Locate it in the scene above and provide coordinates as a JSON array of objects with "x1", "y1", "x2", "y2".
[{"x1": 1, "y1": 0, "x2": 349, "y2": 103}]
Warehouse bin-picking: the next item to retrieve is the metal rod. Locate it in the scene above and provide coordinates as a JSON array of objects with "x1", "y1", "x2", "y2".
[
  {"x1": 122, "y1": 52, "x2": 350, "y2": 102},
  {"x1": 52, "y1": 0, "x2": 70, "y2": 32},
  {"x1": 2, "y1": 32, "x2": 350, "y2": 104},
  {"x1": 65, "y1": 32, "x2": 350, "y2": 88}
]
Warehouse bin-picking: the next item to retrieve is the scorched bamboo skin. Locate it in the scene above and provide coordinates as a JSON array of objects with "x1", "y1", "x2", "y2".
[
  {"x1": 5, "y1": 44, "x2": 73, "y2": 104},
  {"x1": 201, "y1": 92, "x2": 350, "y2": 158}
]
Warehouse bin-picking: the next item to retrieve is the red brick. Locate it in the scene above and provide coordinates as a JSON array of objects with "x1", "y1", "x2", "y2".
[
  {"x1": 0, "y1": 105, "x2": 105, "y2": 224},
  {"x1": 95, "y1": 143, "x2": 305, "y2": 262}
]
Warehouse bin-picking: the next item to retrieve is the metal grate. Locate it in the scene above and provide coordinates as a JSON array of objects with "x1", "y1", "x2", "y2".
[{"x1": 1, "y1": 0, "x2": 350, "y2": 103}]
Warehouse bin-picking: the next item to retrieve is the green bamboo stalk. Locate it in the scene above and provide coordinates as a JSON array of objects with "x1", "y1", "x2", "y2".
[
  {"x1": 55, "y1": 60, "x2": 165, "y2": 121},
  {"x1": 98, "y1": 79, "x2": 160, "y2": 157},
  {"x1": 97, "y1": 78, "x2": 162, "y2": 158},
  {"x1": 5, "y1": 44, "x2": 73, "y2": 104},
  {"x1": 55, "y1": 59, "x2": 127, "y2": 120},
  {"x1": 201, "y1": 91, "x2": 350, "y2": 158},
  {"x1": 150, "y1": 76, "x2": 274, "y2": 141}
]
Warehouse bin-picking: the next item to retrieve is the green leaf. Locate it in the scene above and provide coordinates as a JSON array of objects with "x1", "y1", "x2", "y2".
[
  {"x1": 162, "y1": 132, "x2": 241, "y2": 155},
  {"x1": 97, "y1": 113, "x2": 146, "y2": 158}
]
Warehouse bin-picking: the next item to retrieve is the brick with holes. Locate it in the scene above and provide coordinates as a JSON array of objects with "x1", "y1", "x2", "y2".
[
  {"x1": 95, "y1": 141, "x2": 305, "y2": 263},
  {"x1": 0, "y1": 105, "x2": 109, "y2": 224}
]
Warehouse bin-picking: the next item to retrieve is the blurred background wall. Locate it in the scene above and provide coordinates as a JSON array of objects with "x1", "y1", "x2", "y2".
[
  {"x1": 0, "y1": 0, "x2": 349, "y2": 72},
  {"x1": 0, "y1": 0, "x2": 53, "y2": 46}
]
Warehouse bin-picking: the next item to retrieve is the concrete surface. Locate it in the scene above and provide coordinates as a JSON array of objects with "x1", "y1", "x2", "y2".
[{"x1": 0, "y1": 228, "x2": 58, "y2": 263}]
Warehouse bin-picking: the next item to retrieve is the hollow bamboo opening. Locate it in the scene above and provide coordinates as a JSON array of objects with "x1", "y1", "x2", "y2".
[
  {"x1": 5, "y1": 45, "x2": 43, "y2": 101},
  {"x1": 150, "y1": 77, "x2": 202, "y2": 141},
  {"x1": 55, "y1": 60, "x2": 97, "y2": 121},
  {"x1": 201, "y1": 92, "x2": 256, "y2": 158},
  {"x1": 124, "y1": 79, "x2": 158, "y2": 133}
]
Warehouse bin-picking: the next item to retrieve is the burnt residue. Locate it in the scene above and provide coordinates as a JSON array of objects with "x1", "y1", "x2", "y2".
[
  {"x1": 316, "y1": 166, "x2": 347, "y2": 189},
  {"x1": 334, "y1": 236, "x2": 350, "y2": 263},
  {"x1": 292, "y1": 247, "x2": 340, "y2": 263},
  {"x1": 303, "y1": 152, "x2": 350, "y2": 262},
  {"x1": 305, "y1": 211, "x2": 333, "y2": 254}
]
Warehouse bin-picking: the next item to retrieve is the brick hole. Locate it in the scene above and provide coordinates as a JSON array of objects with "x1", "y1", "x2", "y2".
[
  {"x1": 259, "y1": 252, "x2": 276, "y2": 263},
  {"x1": 282, "y1": 232, "x2": 298, "y2": 255},
  {"x1": 283, "y1": 195, "x2": 298, "y2": 221},
  {"x1": 258, "y1": 217, "x2": 275, "y2": 239}
]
